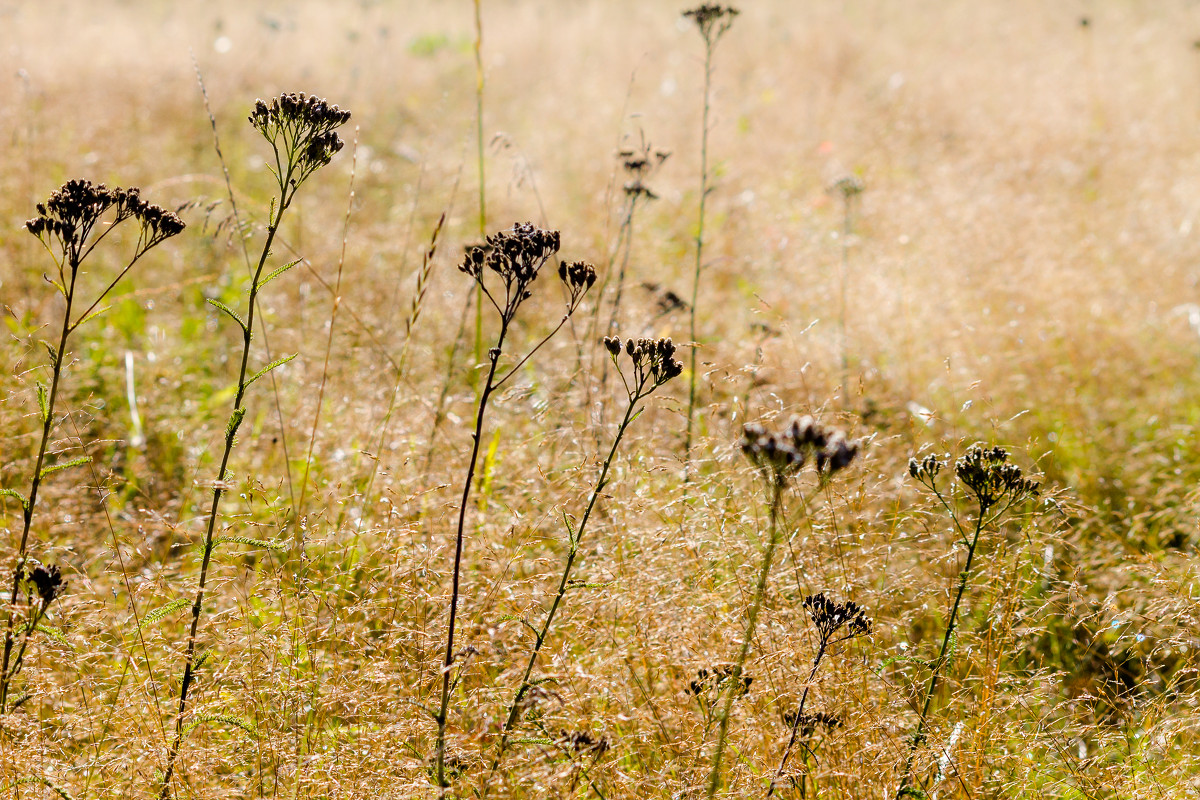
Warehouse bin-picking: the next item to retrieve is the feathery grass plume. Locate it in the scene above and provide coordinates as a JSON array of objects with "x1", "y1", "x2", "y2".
[
  {"x1": 768, "y1": 593, "x2": 871, "y2": 797},
  {"x1": 681, "y1": 3, "x2": 739, "y2": 478},
  {"x1": 2, "y1": 180, "x2": 183, "y2": 714},
  {"x1": 483, "y1": 334, "x2": 682, "y2": 791},
  {"x1": 896, "y1": 445, "x2": 1039, "y2": 798},
  {"x1": 828, "y1": 175, "x2": 864, "y2": 405},
  {"x1": 435, "y1": 223, "x2": 596, "y2": 794},
  {"x1": 706, "y1": 414, "x2": 859, "y2": 800},
  {"x1": 157, "y1": 92, "x2": 348, "y2": 800}
]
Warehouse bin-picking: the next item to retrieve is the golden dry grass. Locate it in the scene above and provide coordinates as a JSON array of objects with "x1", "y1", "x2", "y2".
[{"x1": 1, "y1": 1, "x2": 1199, "y2": 798}]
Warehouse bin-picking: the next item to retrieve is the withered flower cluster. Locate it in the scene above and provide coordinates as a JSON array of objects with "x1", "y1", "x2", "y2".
[
  {"x1": 828, "y1": 175, "x2": 865, "y2": 201},
  {"x1": 249, "y1": 92, "x2": 351, "y2": 188},
  {"x1": 688, "y1": 663, "x2": 752, "y2": 698},
  {"x1": 782, "y1": 710, "x2": 842, "y2": 737},
  {"x1": 28, "y1": 564, "x2": 66, "y2": 610},
  {"x1": 558, "y1": 259, "x2": 598, "y2": 305},
  {"x1": 682, "y1": 3, "x2": 740, "y2": 43},
  {"x1": 740, "y1": 415, "x2": 859, "y2": 485},
  {"x1": 26, "y1": 180, "x2": 185, "y2": 265},
  {"x1": 803, "y1": 592, "x2": 871, "y2": 643},
  {"x1": 460, "y1": 222, "x2": 564, "y2": 320},
  {"x1": 909, "y1": 445, "x2": 1039, "y2": 511},
  {"x1": 603, "y1": 335, "x2": 684, "y2": 394},
  {"x1": 553, "y1": 728, "x2": 610, "y2": 756},
  {"x1": 620, "y1": 139, "x2": 670, "y2": 201}
]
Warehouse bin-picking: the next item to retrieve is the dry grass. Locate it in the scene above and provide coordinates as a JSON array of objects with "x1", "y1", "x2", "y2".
[{"x1": 1, "y1": 1, "x2": 1199, "y2": 797}]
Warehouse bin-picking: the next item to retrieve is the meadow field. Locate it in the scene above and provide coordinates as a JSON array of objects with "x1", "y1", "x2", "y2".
[{"x1": 1, "y1": 1, "x2": 1199, "y2": 797}]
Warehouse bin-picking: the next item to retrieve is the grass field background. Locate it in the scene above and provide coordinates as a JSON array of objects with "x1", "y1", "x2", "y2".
[{"x1": 1, "y1": 1, "x2": 1199, "y2": 797}]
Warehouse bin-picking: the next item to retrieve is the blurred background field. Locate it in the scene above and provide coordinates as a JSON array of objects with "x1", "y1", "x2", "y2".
[{"x1": 1, "y1": 1, "x2": 1199, "y2": 797}]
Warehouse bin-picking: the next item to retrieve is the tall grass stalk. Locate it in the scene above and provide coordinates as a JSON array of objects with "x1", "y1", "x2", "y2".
[
  {"x1": 158, "y1": 93, "x2": 349, "y2": 799},
  {"x1": 2, "y1": 180, "x2": 183, "y2": 714},
  {"x1": 434, "y1": 225, "x2": 595, "y2": 792},
  {"x1": 484, "y1": 335, "x2": 683, "y2": 787},
  {"x1": 682, "y1": 4, "x2": 738, "y2": 478}
]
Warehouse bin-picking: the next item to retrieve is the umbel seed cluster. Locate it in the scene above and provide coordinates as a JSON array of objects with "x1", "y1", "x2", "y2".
[{"x1": 740, "y1": 415, "x2": 859, "y2": 482}]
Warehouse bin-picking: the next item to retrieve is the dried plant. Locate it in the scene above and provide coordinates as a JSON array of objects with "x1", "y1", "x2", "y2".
[
  {"x1": 435, "y1": 223, "x2": 596, "y2": 793},
  {"x1": 157, "y1": 92, "x2": 349, "y2": 799},
  {"x1": 828, "y1": 175, "x2": 864, "y2": 405},
  {"x1": 2, "y1": 180, "x2": 183, "y2": 714},
  {"x1": 896, "y1": 445, "x2": 1040, "y2": 798},
  {"x1": 483, "y1": 335, "x2": 682, "y2": 788},
  {"x1": 768, "y1": 593, "x2": 871, "y2": 797},
  {"x1": 681, "y1": 3, "x2": 739, "y2": 478},
  {"x1": 706, "y1": 415, "x2": 859, "y2": 799}
]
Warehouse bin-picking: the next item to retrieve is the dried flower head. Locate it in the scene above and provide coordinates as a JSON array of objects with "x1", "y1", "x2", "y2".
[
  {"x1": 682, "y1": 4, "x2": 740, "y2": 44},
  {"x1": 249, "y1": 92, "x2": 351, "y2": 188},
  {"x1": 619, "y1": 137, "x2": 670, "y2": 201},
  {"x1": 741, "y1": 415, "x2": 860, "y2": 485},
  {"x1": 554, "y1": 728, "x2": 610, "y2": 757},
  {"x1": 803, "y1": 592, "x2": 872, "y2": 643},
  {"x1": 604, "y1": 336, "x2": 684, "y2": 397},
  {"x1": 954, "y1": 445, "x2": 1040, "y2": 510},
  {"x1": 26, "y1": 180, "x2": 184, "y2": 266},
  {"x1": 908, "y1": 452, "x2": 946, "y2": 484},
  {"x1": 829, "y1": 175, "x2": 865, "y2": 201},
  {"x1": 460, "y1": 222, "x2": 562, "y2": 320},
  {"x1": 688, "y1": 664, "x2": 752, "y2": 699},
  {"x1": 782, "y1": 710, "x2": 842, "y2": 737},
  {"x1": 558, "y1": 259, "x2": 597, "y2": 305},
  {"x1": 28, "y1": 564, "x2": 66, "y2": 608}
]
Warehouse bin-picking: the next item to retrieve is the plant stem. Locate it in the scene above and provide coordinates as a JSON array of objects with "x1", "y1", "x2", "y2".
[
  {"x1": 435, "y1": 322, "x2": 507, "y2": 794},
  {"x1": 896, "y1": 506, "x2": 987, "y2": 797},
  {"x1": 767, "y1": 640, "x2": 828, "y2": 798},
  {"x1": 158, "y1": 196, "x2": 291, "y2": 800},
  {"x1": 485, "y1": 389, "x2": 642, "y2": 785},
  {"x1": 0, "y1": 269, "x2": 75, "y2": 714},
  {"x1": 472, "y1": 0, "x2": 487, "y2": 371},
  {"x1": 838, "y1": 199, "x2": 850, "y2": 405},
  {"x1": 706, "y1": 475, "x2": 785, "y2": 800},
  {"x1": 684, "y1": 35, "x2": 716, "y2": 480}
]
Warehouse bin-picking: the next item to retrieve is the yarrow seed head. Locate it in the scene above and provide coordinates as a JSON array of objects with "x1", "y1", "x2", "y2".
[
  {"x1": 782, "y1": 710, "x2": 842, "y2": 737},
  {"x1": 604, "y1": 335, "x2": 684, "y2": 394},
  {"x1": 248, "y1": 92, "x2": 351, "y2": 187},
  {"x1": 688, "y1": 664, "x2": 752, "y2": 699},
  {"x1": 803, "y1": 592, "x2": 872, "y2": 643},
  {"x1": 741, "y1": 415, "x2": 860, "y2": 485},
  {"x1": 829, "y1": 175, "x2": 865, "y2": 201},
  {"x1": 28, "y1": 564, "x2": 66, "y2": 608},
  {"x1": 26, "y1": 180, "x2": 185, "y2": 264},
  {"x1": 953, "y1": 444, "x2": 1039, "y2": 509},
  {"x1": 682, "y1": 4, "x2": 740, "y2": 44}
]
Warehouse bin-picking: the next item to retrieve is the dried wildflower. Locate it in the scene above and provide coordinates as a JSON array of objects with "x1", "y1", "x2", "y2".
[
  {"x1": 804, "y1": 593, "x2": 872, "y2": 643},
  {"x1": 459, "y1": 222, "x2": 563, "y2": 322},
  {"x1": 28, "y1": 564, "x2": 65, "y2": 608},
  {"x1": 689, "y1": 664, "x2": 753, "y2": 699},
  {"x1": 741, "y1": 415, "x2": 860, "y2": 486},
  {"x1": 25, "y1": 180, "x2": 184, "y2": 266},
  {"x1": 619, "y1": 137, "x2": 670, "y2": 201},
  {"x1": 682, "y1": 3, "x2": 740, "y2": 44},
  {"x1": 908, "y1": 452, "x2": 946, "y2": 483},
  {"x1": 605, "y1": 336, "x2": 684, "y2": 395},
  {"x1": 954, "y1": 445, "x2": 1040, "y2": 510},
  {"x1": 554, "y1": 728, "x2": 610, "y2": 757},
  {"x1": 248, "y1": 92, "x2": 351, "y2": 189},
  {"x1": 828, "y1": 175, "x2": 865, "y2": 201},
  {"x1": 782, "y1": 710, "x2": 842, "y2": 737}
]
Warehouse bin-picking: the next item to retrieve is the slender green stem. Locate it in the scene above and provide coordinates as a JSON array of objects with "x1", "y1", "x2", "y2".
[
  {"x1": 684, "y1": 36, "x2": 716, "y2": 480},
  {"x1": 896, "y1": 505, "x2": 987, "y2": 797},
  {"x1": 484, "y1": 386, "x2": 643, "y2": 787},
  {"x1": 706, "y1": 475, "x2": 785, "y2": 799},
  {"x1": 0, "y1": 270, "x2": 76, "y2": 714},
  {"x1": 159, "y1": 189, "x2": 293, "y2": 800},
  {"x1": 435, "y1": 322, "x2": 507, "y2": 795}
]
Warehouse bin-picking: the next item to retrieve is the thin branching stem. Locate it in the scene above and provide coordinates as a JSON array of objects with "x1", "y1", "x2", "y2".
[
  {"x1": 768, "y1": 640, "x2": 829, "y2": 798},
  {"x1": 435, "y1": 321, "x2": 508, "y2": 794}
]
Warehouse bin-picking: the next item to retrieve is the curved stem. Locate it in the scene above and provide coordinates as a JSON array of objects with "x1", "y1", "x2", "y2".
[
  {"x1": 896, "y1": 505, "x2": 987, "y2": 797},
  {"x1": 767, "y1": 640, "x2": 828, "y2": 798},
  {"x1": 159, "y1": 196, "x2": 291, "y2": 800},
  {"x1": 706, "y1": 475, "x2": 784, "y2": 800},
  {"x1": 484, "y1": 387, "x2": 643, "y2": 787},
  {"x1": 435, "y1": 321, "x2": 508, "y2": 795},
  {"x1": 0, "y1": 276, "x2": 75, "y2": 713}
]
